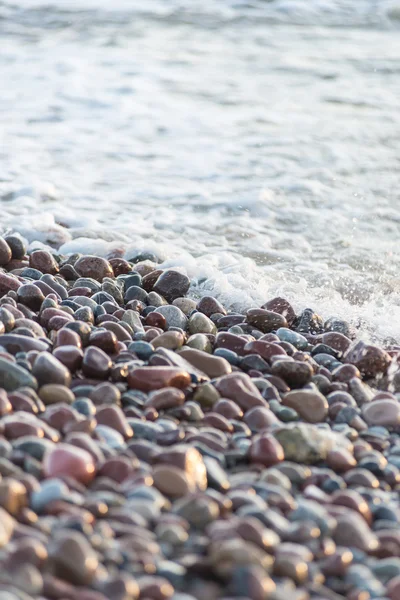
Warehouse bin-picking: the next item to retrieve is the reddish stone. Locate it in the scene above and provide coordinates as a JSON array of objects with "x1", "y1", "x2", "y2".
[
  {"x1": 214, "y1": 372, "x2": 267, "y2": 411},
  {"x1": 246, "y1": 308, "x2": 287, "y2": 332},
  {"x1": 0, "y1": 237, "x2": 12, "y2": 266},
  {"x1": 345, "y1": 340, "x2": 391, "y2": 378},
  {"x1": 197, "y1": 296, "x2": 227, "y2": 317},
  {"x1": 0, "y1": 272, "x2": 22, "y2": 296},
  {"x1": 96, "y1": 405, "x2": 133, "y2": 439},
  {"x1": 74, "y1": 256, "x2": 114, "y2": 281},
  {"x1": 145, "y1": 387, "x2": 186, "y2": 410},
  {"x1": 109, "y1": 258, "x2": 132, "y2": 276},
  {"x1": 55, "y1": 328, "x2": 82, "y2": 348},
  {"x1": 215, "y1": 332, "x2": 247, "y2": 356},
  {"x1": 244, "y1": 340, "x2": 287, "y2": 362},
  {"x1": 262, "y1": 297, "x2": 296, "y2": 326},
  {"x1": 53, "y1": 345, "x2": 84, "y2": 372},
  {"x1": 82, "y1": 346, "x2": 112, "y2": 379},
  {"x1": 29, "y1": 250, "x2": 59, "y2": 275},
  {"x1": 127, "y1": 366, "x2": 191, "y2": 392},
  {"x1": 249, "y1": 433, "x2": 284, "y2": 467},
  {"x1": 43, "y1": 443, "x2": 96, "y2": 485}
]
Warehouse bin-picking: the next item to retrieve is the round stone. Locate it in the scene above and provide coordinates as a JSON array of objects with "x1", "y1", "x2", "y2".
[
  {"x1": 155, "y1": 305, "x2": 187, "y2": 330},
  {"x1": 282, "y1": 390, "x2": 328, "y2": 423},
  {"x1": 74, "y1": 256, "x2": 114, "y2": 282},
  {"x1": 0, "y1": 237, "x2": 12, "y2": 266},
  {"x1": 43, "y1": 443, "x2": 96, "y2": 485},
  {"x1": 153, "y1": 270, "x2": 190, "y2": 302},
  {"x1": 29, "y1": 250, "x2": 59, "y2": 275}
]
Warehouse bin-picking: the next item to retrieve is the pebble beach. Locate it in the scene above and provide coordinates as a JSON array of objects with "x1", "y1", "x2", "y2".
[
  {"x1": 2, "y1": 0, "x2": 400, "y2": 599},
  {"x1": 1, "y1": 236, "x2": 400, "y2": 599}
]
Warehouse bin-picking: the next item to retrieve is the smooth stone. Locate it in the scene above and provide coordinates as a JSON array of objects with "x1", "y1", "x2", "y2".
[
  {"x1": 146, "y1": 387, "x2": 185, "y2": 410},
  {"x1": 153, "y1": 331, "x2": 185, "y2": 350},
  {"x1": 29, "y1": 250, "x2": 59, "y2": 275},
  {"x1": 32, "y1": 352, "x2": 71, "y2": 387},
  {"x1": 39, "y1": 384, "x2": 75, "y2": 405},
  {"x1": 128, "y1": 366, "x2": 191, "y2": 392},
  {"x1": 276, "y1": 328, "x2": 308, "y2": 350},
  {"x1": 0, "y1": 477, "x2": 27, "y2": 516},
  {"x1": 215, "y1": 332, "x2": 247, "y2": 356},
  {"x1": 53, "y1": 345, "x2": 84, "y2": 372},
  {"x1": 121, "y1": 309, "x2": 145, "y2": 333},
  {"x1": 188, "y1": 312, "x2": 216, "y2": 335},
  {"x1": 178, "y1": 347, "x2": 231, "y2": 378},
  {"x1": 155, "y1": 445, "x2": 207, "y2": 492},
  {"x1": 272, "y1": 360, "x2": 313, "y2": 388},
  {"x1": 82, "y1": 346, "x2": 112, "y2": 379},
  {"x1": 274, "y1": 423, "x2": 335, "y2": 464},
  {"x1": 333, "y1": 512, "x2": 379, "y2": 553},
  {"x1": 186, "y1": 333, "x2": 213, "y2": 353},
  {"x1": 0, "y1": 237, "x2": 13, "y2": 265},
  {"x1": 173, "y1": 297, "x2": 197, "y2": 315},
  {"x1": 153, "y1": 464, "x2": 195, "y2": 498},
  {"x1": 262, "y1": 297, "x2": 296, "y2": 326},
  {"x1": 17, "y1": 284, "x2": 45, "y2": 311},
  {"x1": 30, "y1": 479, "x2": 69, "y2": 513},
  {"x1": 249, "y1": 433, "x2": 285, "y2": 467},
  {"x1": 246, "y1": 308, "x2": 287, "y2": 333},
  {"x1": 282, "y1": 390, "x2": 328, "y2": 423},
  {"x1": 345, "y1": 340, "x2": 391, "y2": 378},
  {"x1": 49, "y1": 530, "x2": 98, "y2": 585},
  {"x1": 0, "y1": 272, "x2": 22, "y2": 296},
  {"x1": 153, "y1": 270, "x2": 190, "y2": 302},
  {"x1": 214, "y1": 372, "x2": 267, "y2": 411},
  {"x1": 0, "y1": 334, "x2": 48, "y2": 354},
  {"x1": 96, "y1": 405, "x2": 133, "y2": 439},
  {"x1": 362, "y1": 399, "x2": 400, "y2": 427},
  {"x1": 0, "y1": 506, "x2": 15, "y2": 548},
  {"x1": 214, "y1": 347, "x2": 240, "y2": 366},
  {"x1": 74, "y1": 256, "x2": 114, "y2": 281},
  {"x1": 43, "y1": 443, "x2": 96, "y2": 485},
  {"x1": 0, "y1": 358, "x2": 38, "y2": 391},
  {"x1": 155, "y1": 305, "x2": 188, "y2": 330},
  {"x1": 197, "y1": 296, "x2": 227, "y2": 317}
]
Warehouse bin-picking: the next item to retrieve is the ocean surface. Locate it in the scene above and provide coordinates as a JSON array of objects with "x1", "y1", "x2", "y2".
[{"x1": 1, "y1": 0, "x2": 400, "y2": 342}]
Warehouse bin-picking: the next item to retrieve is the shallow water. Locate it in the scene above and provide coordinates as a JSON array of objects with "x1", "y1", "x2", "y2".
[{"x1": 1, "y1": 0, "x2": 400, "y2": 342}]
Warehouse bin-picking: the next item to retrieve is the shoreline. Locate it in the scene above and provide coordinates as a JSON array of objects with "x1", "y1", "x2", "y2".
[{"x1": 1, "y1": 233, "x2": 400, "y2": 599}]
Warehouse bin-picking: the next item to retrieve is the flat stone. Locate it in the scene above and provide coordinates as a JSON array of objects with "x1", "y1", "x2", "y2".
[
  {"x1": 0, "y1": 358, "x2": 38, "y2": 391},
  {"x1": 145, "y1": 387, "x2": 186, "y2": 410},
  {"x1": 362, "y1": 399, "x2": 400, "y2": 427},
  {"x1": 262, "y1": 297, "x2": 296, "y2": 326},
  {"x1": 127, "y1": 366, "x2": 191, "y2": 392},
  {"x1": 178, "y1": 348, "x2": 231, "y2": 378},
  {"x1": 197, "y1": 296, "x2": 227, "y2": 317},
  {"x1": 214, "y1": 372, "x2": 267, "y2": 411},
  {"x1": 153, "y1": 464, "x2": 194, "y2": 498},
  {"x1": 246, "y1": 308, "x2": 287, "y2": 333},
  {"x1": 0, "y1": 334, "x2": 48, "y2": 354},
  {"x1": 39, "y1": 383, "x2": 75, "y2": 405},
  {"x1": 282, "y1": 390, "x2": 328, "y2": 423}
]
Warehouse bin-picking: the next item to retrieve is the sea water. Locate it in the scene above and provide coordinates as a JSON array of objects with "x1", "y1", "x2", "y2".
[{"x1": 1, "y1": 0, "x2": 400, "y2": 342}]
